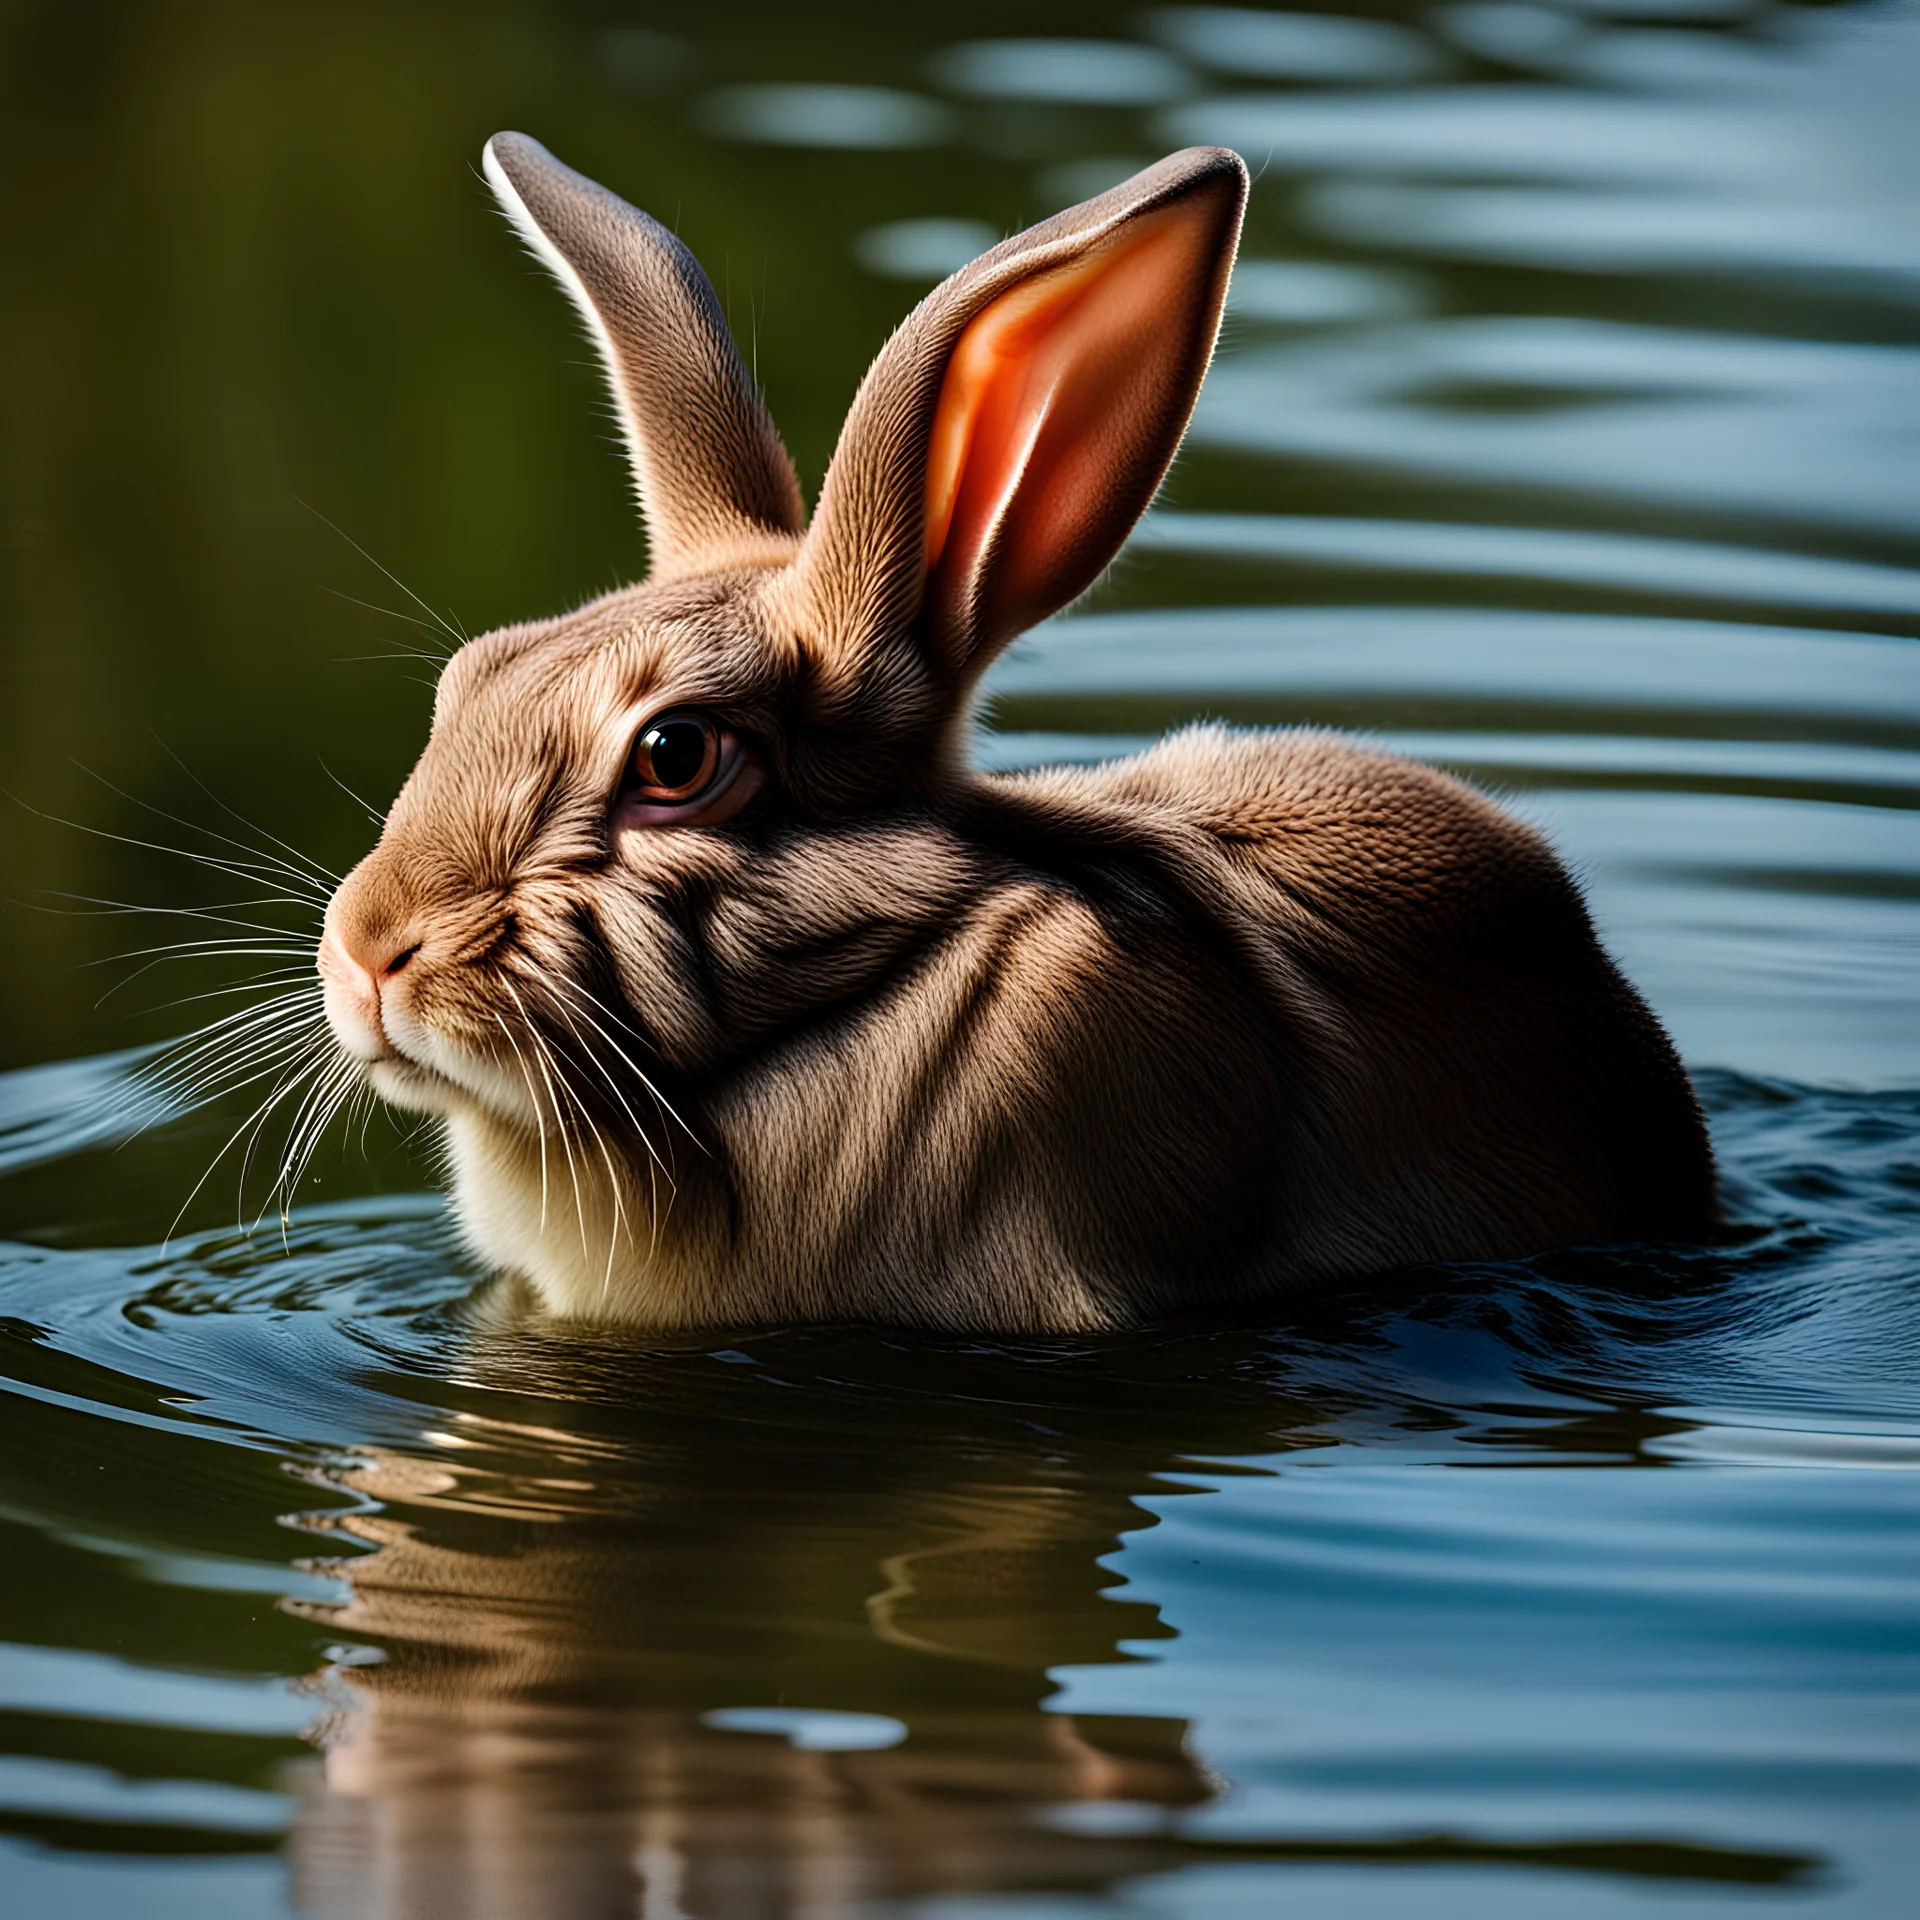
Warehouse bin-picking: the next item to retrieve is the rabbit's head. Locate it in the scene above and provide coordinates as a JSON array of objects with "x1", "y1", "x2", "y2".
[{"x1": 315, "y1": 137, "x2": 1246, "y2": 1302}]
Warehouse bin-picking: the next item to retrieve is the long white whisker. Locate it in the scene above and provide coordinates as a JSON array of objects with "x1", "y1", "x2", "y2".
[
  {"x1": 492, "y1": 1009, "x2": 551, "y2": 1232},
  {"x1": 501, "y1": 979, "x2": 590, "y2": 1268},
  {"x1": 317, "y1": 758, "x2": 387, "y2": 827},
  {"x1": 132, "y1": 1009, "x2": 322, "y2": 1111},
  {"x1": 517, "y1": 970, "x2": 668, "y2": 1257},
  {"x1": 143, "y1": 742, "x2": 347, "y2": 894},
  {"x1": 524, "y1": 971, "x2": 665, "y2": 1170},
  {"x1": 260, "y1": 1033, "x2": 364, "y2": 1207},
  {"x1": 525, "y1": 1011, "x2": 630, "y2": 1304},
  {"x1": 135, "y1": 987, "x2": 325, "y2": 1082},
  {"x1": 15, "y1": 801, "x2": 330, "y2": 901},
  {"x1": 519, "y1": 994, "x2": 630, "y2": 1301},
  {"x1": 129, "y1": 1003, "x2": 330, "y2": 1132},
  {"x1": 534, "y1": 966, "x2": 700, "y2": 1153},
  {"x1": 93, "y1": 951, "x2": 314, "y2": 1010},
  {"x1": 75, "y1": 759, "x2": 341, "y2": 895},
  {"x1": 292, "y1": 493, "x2": 469, "y2": 648},
  {"x1": 135, "y1": 969, "x2": 320, "y2": 1019},
  {"x1": 266, "y1": 1052, "x2": 364, "y2": 1233},
  {"x1": 321, "y1": 584, "x2": 459, "y2": 655},
  {"x1": 46, "y1": 893, "x2": 322, "y2": 936},
  {"x1": 586, "y1": 1112, "x2": 627, "y2": 1305},
  {"x1": 90, "y1": 938, "x2": 315, "y2": 966},
  {"x1": 523, "y1": 962, "x2": 688, "y2": 1150},
  {"x1": 164, "y1": 1043, "x2": 333, "y2": 1249},
  {"x1": 352, "y1": 1080, "x2": 381, "y2": 1160},
  {"x1": 130, "y1": 1031, "x2": 331, "y2": 1152},
  {"x1": 257, "y1": 1061, "x2": 340, "y2": 1225}
]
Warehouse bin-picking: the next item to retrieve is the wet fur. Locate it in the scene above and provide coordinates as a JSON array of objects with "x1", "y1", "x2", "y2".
[{"x1": 323, "y1": 139, "x2": 1714, "y2": 1331}]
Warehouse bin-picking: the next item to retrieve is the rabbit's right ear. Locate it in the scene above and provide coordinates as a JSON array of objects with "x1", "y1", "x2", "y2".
[
  {"x1": 783, "y1": 149, "x2": 1246, "y2": 706},
  {"x1": 483, "y1": 133, "x2": 804, "y2": 577}
]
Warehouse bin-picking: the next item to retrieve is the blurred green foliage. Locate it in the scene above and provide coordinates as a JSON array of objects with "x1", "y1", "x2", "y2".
[{"x1": 0, "y1": 0, "x2": 1157, "y2": 1068}]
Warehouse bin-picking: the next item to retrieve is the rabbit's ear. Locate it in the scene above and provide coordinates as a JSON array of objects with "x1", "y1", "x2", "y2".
[
  {"x1": 787, "y1": 148, "x2": 1245, "y2": 691},
  {"x1": 483, "y1": 133, "x2": 804, "y2": 577}
]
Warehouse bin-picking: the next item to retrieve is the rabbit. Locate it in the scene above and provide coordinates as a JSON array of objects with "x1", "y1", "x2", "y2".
[{"x1": 316, "y1": 133, "x2": 1715, "y2": 1332}]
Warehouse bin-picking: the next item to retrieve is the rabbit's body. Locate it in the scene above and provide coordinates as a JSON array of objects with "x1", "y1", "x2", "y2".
[{"x1": 318, "y1": 138, "x2": 1712, "y2": 1331}]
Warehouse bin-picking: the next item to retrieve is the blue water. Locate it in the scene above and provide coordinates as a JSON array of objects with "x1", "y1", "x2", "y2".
[{"x1": 2, "y1": 1, "x2": 1917, "y2": 1914}]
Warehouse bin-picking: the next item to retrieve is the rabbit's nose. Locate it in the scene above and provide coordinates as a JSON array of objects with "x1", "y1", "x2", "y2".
[{"x1": 319, "y1": 924, "x2": 408, "y2": 1061}]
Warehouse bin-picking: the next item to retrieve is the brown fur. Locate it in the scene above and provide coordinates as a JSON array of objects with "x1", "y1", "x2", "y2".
[{"x1": 319, "y1": 135, "x2": 1713, "y2": 1331}]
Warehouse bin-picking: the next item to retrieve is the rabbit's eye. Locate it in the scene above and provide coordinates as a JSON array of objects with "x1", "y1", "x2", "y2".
[
  {"x1": 614, "y1": 709, "x2": 764, "y2": 833},
  {"x1": 629, "y1": 712, "x2": 719, "y2": 800}
]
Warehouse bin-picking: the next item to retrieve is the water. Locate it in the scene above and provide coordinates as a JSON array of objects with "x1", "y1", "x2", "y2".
[{"x1": 1, "y1": 0, "x2": 1917, "y2": 1913}]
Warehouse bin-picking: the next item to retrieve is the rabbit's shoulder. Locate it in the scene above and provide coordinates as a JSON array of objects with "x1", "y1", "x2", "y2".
[{"x1": 1036, "y1": 724, "x2": 1588, "y2": 951}]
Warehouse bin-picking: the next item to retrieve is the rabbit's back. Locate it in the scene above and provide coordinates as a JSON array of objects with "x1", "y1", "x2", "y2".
[{"x1": 994, "y1": 724, "x2": 1716, "y2": 1293}]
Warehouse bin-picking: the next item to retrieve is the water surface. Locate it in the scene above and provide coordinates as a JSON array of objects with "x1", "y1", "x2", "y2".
[{"x1": 1, "y1": 2, "x2": 1916, "y2": 1915}]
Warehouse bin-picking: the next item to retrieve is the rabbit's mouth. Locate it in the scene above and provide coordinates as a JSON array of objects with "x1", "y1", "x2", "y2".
[{"x1": 361, "y1": 1030, "x2": 552, "y2": 1139}]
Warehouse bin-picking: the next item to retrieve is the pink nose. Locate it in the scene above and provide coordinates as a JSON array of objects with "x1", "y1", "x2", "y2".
[{"x1": 318, "y1": 925, "x2": 418, "y2": 1061}]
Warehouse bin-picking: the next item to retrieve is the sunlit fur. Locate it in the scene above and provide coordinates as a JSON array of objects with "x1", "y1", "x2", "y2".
[{"x1": 318, "y1": 137, "x2": 1714, "y2": 1331}]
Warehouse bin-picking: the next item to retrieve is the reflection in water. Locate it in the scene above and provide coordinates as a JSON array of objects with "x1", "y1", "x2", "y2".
[
  {"x1": 279, "y1": 1306, "x2": 1823, "y2": 1917},
  {"x1": 285, "y1": 1317, "x2": 1271, "y2": 1915}
]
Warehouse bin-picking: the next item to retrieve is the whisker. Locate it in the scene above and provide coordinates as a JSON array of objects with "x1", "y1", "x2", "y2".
[
  {"x1": 291, "y1": 493, "x2": 470, "y2": 648},
  {"x1": 84, "y1": 935, "x2": 316, "y2": 965},
  {"x1": 256, "y1": 1062, "x2": 353, "y2": 1244},
  {"x1": 500, "y1": 978, "x2": 591, "y2": 1269},
  {"x1": 321, "y1": 584, "x2": 459, "y2": 656},
  {"x1": 42, "y1": 892, "x2": 323, "y2": 935},
  {"x1": 254, "y1": 1055, "x2": 341, "y2": 1223},
  {"x1": 266, "y1": 1050, "x2": 365, "y2": 1231},
  {"x1": 13, "y1": 799, "x2": 331, "y2": 902},
  {"x1": 130, "y1": 994, "x2": 329, "y2": 1117},
  {"x1": 491, "y1": 1009, "x2": 552, "y2": 1232},
  {"x1": 526, "y1": 1010, "x2": 631, "y2": 1304},
  {"x1": 149, "y1": 740, "x2": 346, "y2": 892},
  {"x1": 318, "y1": 758, "x2": 387, "y2": 828},
  {"x1": 133, "y1": 969, "x2": 320, "y2": 1019},
  {"x1": 131, "y1": 1028, "x2": 331, "y2": 1146},
  {"x1": 586, "y1": 1113, "x2": 628, "y2": 1305},
  {"x1": 532, "y1": 962, "x2": 700, "y2": 1153},
  {"x1": 333, "y1": 648, "x2": 455, "y2": 667},
  {"x1": 523, "y1": 968, "x2": 665, "y2": 1169},
  {"x1": 163, "y1": 1042, "x2": 334, "y2": 1250},
  {"x1": 74, "y1": 757, "x2": 340, "y2": 896},
  {"x1": 519, "y1": 971, "x2": 671, "y2": 1256},
  {"x1": 132, "y1": 997, "x2": 323, "y2": 1102},
  {"x1": 517, "y1": 984, "x2": 635, "y2": 1299},
  {"x1": 93, "y1": 950, "x2": 314, "y2": 1010}
]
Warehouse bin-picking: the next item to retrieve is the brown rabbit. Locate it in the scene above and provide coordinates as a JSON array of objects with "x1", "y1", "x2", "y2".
[{"x1": 317, "y1": 134, "x2": 1713, "y2": 1331}]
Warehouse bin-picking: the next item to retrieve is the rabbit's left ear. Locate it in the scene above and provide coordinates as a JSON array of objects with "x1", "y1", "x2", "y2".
[
  {"x1": 786, "y1": 148, "x2": 1246, "y2": 694},
  {"x1": 483, "y1": 133, "x2": 804, "y2": 577}
]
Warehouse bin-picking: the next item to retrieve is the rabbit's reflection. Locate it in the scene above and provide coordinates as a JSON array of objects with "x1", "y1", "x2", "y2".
[{"x1": 287, "y1": 1310, "x2": 1323, "y2": 1917}]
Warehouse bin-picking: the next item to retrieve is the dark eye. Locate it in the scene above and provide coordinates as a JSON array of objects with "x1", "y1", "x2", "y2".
[
  {"x1": 629, "y1": 712, "x2": 719, "y2": 801},
  {"x1": 614, "y1": 710, "x2": 765, "y2": 832}
]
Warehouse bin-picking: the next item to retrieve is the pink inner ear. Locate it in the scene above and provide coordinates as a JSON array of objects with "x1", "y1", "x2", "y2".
[{"x1": 923, "y1": 207, "x2": 1222, "y2": 656}]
